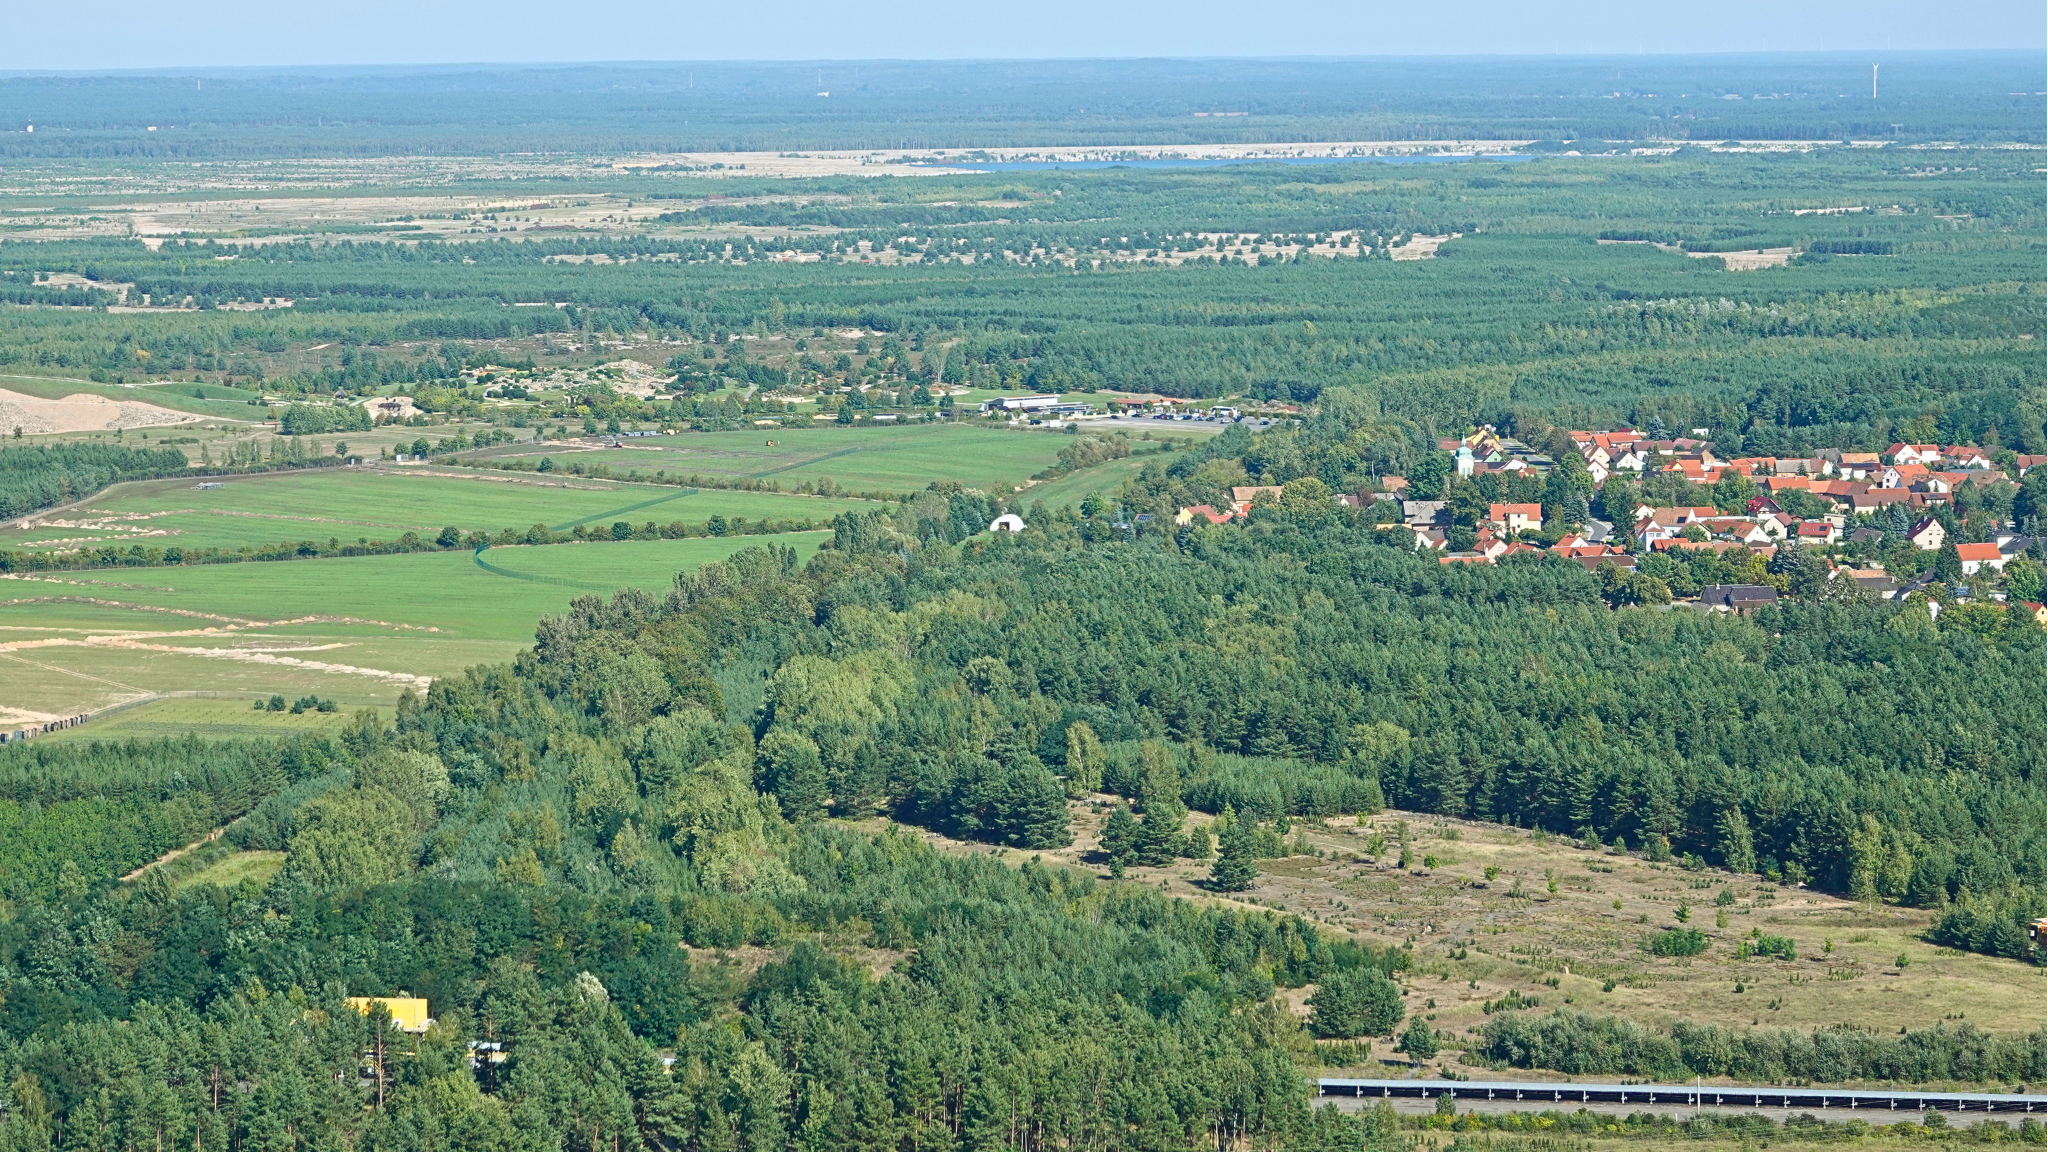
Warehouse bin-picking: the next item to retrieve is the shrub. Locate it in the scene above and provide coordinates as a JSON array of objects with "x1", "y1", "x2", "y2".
[{"x1": 1647, "y1": 927, "x2": 1709, "y2": 957}]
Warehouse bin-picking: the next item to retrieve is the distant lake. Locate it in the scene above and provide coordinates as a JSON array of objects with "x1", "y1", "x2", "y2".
[{"x1": 916, "y1": 155, "x2": 1537, "y2": 171}]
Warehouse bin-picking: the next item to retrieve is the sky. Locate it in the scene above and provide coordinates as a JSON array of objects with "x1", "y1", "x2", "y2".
[{"x1": 4, "y1": 0, "x2": 2041, "y2": 71}]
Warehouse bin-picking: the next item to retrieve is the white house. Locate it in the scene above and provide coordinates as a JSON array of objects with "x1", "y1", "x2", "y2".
[{"x1": 1907, "y1": 517, "x2": 1946, "y2": 551}]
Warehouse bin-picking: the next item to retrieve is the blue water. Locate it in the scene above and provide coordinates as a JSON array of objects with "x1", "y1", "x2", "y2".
[{"x1": 915, "y1": 155, "x2": 1535, "y2": 171}]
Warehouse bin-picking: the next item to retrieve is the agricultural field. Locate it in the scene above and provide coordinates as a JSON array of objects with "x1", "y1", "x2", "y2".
[
  {"x1": 0, "y1": 531, "x2": 827, "y2": 727},
  {"x1": 477, "y1": 421, "x2": 1093, "y2": 495},
  {"x1": 33, "y1": 695, "x2": 390, "y2": 744},
  {"x1": 2, "y1": 464, "x2": 876, "y2": 552}
]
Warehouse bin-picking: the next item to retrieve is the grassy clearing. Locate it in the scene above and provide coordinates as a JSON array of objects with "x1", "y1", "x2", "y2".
[
  {"x1": 1023, "y1": 453, "x2": 1156, "y2": 510},
  {"x1": 33, "y1": 697, "x2": 391, "y2": 745},
  {"x1": 486, "y1": 423, "x2": 1075, "y2": 493},
  {"x1": 899, "y1": 803, "x2": 2044, "y2": 1054},
  {"x1": 0, "y1": 533, "x2": 826, "y2": 716},
  {"x1": 174, "y1": 851, "x2": 285, "y2": 891},
  {"x1": 4, "y1": 466, "x2": 872, "y2": 552}
]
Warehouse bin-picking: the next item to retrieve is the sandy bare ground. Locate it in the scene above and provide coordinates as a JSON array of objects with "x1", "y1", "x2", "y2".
[
  {"x1": 1388, "y1": 233, "x2": 1461, "y2": 261},
  {"x1": 361, "y1": 395, "x2": 421, "y2": 421},
  {"x1": 1701, "y1": 247, "x2": 1798, "y2": 270},
  {"x1": 0, "y1": 388, "x2": 198, "y2": 435},
  {"x1": 0, "y1": 632, "x2": 432, "y2": 692}
]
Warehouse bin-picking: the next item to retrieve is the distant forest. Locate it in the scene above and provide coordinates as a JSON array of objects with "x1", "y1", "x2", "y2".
[
  {"x1": 5, "y1": 149, "x2": 2040, "y2": 456},
  {"x1": 0, "y1": 54, "x2": 2042, "y2": 158}
]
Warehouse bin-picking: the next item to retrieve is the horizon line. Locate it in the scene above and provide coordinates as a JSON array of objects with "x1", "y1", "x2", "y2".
[{"x1": 3, "y1": 48, "x2": 2042, "y2": 78}]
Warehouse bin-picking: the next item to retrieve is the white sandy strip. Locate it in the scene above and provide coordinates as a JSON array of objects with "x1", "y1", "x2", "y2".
[
  {"x1": 110, "y1": 642, "x2": 432, "y2": 690},
  {"x1": 0, "y1": 596, "x2": 443, "y2": 633},
  {"x1": 0, "y1": 636, "x2": 430, "y2": 691}
]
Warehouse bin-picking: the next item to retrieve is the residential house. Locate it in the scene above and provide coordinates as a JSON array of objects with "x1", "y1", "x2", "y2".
[
  {"x1": 1609, "y1": 447, "x2": 1649, "y2": 473},
  {"x1": 1175, "y1": 505, "x2": 1235, "y2": 526},
  {"x1": 1811, "y1": 480, "x2": 1868, "y2": 501},
  {"x1": 1230, "y1": 486, "x2": 1284, "y2": 513},
  {"x1": 1794, "y1": 520, "x2": 1839, "y2": 545},
  {"x1": 1955, "y1": 542, "x2": 2007, "y2": 575},
  {"x1": 1701, "y1": 517, "x2": 1775, "y2": 546},
  {"x1": 1699, "y1": 584, "x2": 1780, "y2": 613},
  {"x1": 1907, "y1": 517, "x2": 1947, "y2": 551},
  {"x1": 1996, "y1": 534, "x2": 2037, "y2": 560},
  {"x1": 1849, "y1": 489, "x2": 1911, "y2": 515},
  {"x1": 1631, "y1": 516, "x2": 1677, "y2": 551},
  {"x1": 1939, "y1": 446, "x2": 1993, "y2": 471},
  {"x1": 1886, "y1": 443, "x2": 1942, "y2": 466},
  {"x1": 1878, "y1": 463, "x2": 1929, "y2": 489},
  {"x1": 1378, "y1": 476, "x2": 1410, "y2": 496},
  {"x1": 1665, "y1": 458, "x2": 1724, "y2": 484},
  {"x1": 1488, "y1": 503, "x2": 1543, "y2": 535},
  {"x1": 1385, "y1": 524, "x2": 1449, "y2": 551},
  {"x1": 1634, "y1": 505, "x2": 1719, "y2": 527},
  {"x1": 1773, "y1": 457, "x2": 1832, "y2": 476},
  {"x1": 1846, "y1": 526, "x2": 1886, "y2": 545},
  {"x1": 2015, "y1": 455, "x2": 2046, "y2": 474},
  {"x1": 1836, "y1": 452, "x2": 1882, "y2": 479},
  {"x1": 1835, "y1": 568, "x2": 1900, "y2": 598},
  {"x1": 1402, "y1": 500, "x2": 1448, "y2": 527},
  {"x1": 1471, "y1": 529, "x2": 1510, "y2": 560}
]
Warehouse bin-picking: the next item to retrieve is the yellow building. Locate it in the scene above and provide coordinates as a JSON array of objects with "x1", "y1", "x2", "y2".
[{"x1": 345, "y1": 996, "x2": 433, "y2": 1033}]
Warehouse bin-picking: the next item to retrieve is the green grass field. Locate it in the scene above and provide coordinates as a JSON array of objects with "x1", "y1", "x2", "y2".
[
  {"x1": 0, "y1": 532, "x2": 827, "y2": 724},
  {"x1": 1022, "y1": 454, "x2": 1157, "y2": 511},
  {"x1": 4, "y1": 466, "x2": 874, "y2": 552},
  {"x1": 34, "y1": 697, "x2": 392, "y2": 745},
  {"x1": 485, "y1": 423, "x2": 1078, "y2": 494}
]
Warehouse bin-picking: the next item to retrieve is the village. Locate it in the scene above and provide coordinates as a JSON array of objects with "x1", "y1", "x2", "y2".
[{"x1": 1174, "y1": 423, "x2": 2043, "y2": 616}]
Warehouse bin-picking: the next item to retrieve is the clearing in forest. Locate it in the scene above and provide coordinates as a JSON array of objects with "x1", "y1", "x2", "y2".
[{"x1": 903, "y1": 803, "x2": 2045, "y2": 1068}]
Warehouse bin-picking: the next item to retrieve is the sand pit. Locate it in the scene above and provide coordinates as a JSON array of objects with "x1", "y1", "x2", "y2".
[
  {"x1": 0, "y1": 388, "x2": 196, "y2": 434},
  {"x1": 1703, "y1": 247, "x2": 1799, "y2": 270},
  {"x1": 1388, "y1": 232, "x2": 1461, "y2": 260}
]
